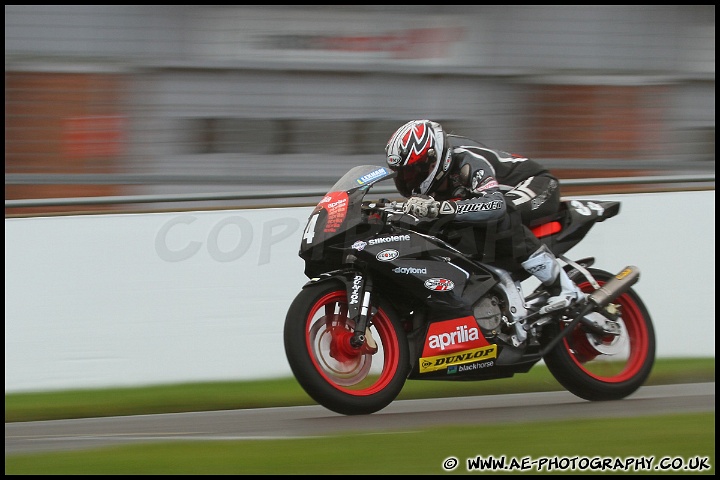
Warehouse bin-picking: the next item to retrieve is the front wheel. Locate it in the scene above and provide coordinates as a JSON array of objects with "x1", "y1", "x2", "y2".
[
  {"x1": 283, "y1": 280, "x2": 410, "y2": 415},
  {"x1": 543, "y1": 268, "x2": 656, "y2": 401}
]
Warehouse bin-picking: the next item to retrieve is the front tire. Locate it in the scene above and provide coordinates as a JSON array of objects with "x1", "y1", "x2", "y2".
[
  {"x1": 543, "y1": 268, "x2": 656, "y2": 401},
  {"x1": 283, "y1": 280, "x2": 410, "y2": 415}
]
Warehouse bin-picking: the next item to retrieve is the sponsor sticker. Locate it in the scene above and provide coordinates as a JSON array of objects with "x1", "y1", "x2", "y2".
[
  {"x1": 393, "y1": 267, "x2": 427, "y2": 275},
  {"x1": 352, "y1": 240, "x2": 367, "y2": 251},
  {"x1": 474, "y1": 178, "x2": 499, "y2": 193},
  {"x1": 356, "y1": 167, "x2": 389, "y2": 185},
  {"x1": 419, "y1": 345, "x2": 498, "y2": 374},
  {"x1": 421, "y1": 316, "x2": 490, "y2": 357},
  {"x1": 424, "y1": 278, "x2": 454, "y2": 291},
  {"x1": 447, "y1": 360, "x2": 496, "y2": 374},
  {"x1": 616, "y1": 268, "x2": 632, "y2": 280},
  {"x1": 376, "y1": 249, "x2": 399, "y2": 262},
  {"x1": 317, "y1": 191, "x2": 349, "y2": 233},
  {"x1": 349, "y1": 275, "x2": 362, "y2": 305},
  {"x1": 471, "y1": 170, "x2": 485, "y2": 190},
  {"x1": 442, "y1": 149, "x2": 452, "y2": 171},
  {"x1": 439, "y1": 201, "x2": 457, "y2": 215},
  {"x1": 456, "y1": 200, "x2": 503, "y2": 215},
  {"x1": 368, "y1": 234, "x2": 410, "y2": 245}
]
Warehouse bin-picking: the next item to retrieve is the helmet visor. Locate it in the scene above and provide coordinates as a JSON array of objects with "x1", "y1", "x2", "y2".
[{"x1": 392, "y1": 158, "x2": 437, "y2": 195}]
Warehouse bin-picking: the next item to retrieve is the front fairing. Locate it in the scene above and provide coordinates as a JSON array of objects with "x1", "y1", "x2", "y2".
[{"x1": 299, "y1": 165, "x2": 395, "y2": 259}]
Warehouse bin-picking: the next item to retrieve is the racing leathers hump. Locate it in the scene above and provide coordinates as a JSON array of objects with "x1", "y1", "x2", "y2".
[{"x1": 433, "y1": 135, "x2": 550, "y2": 225}]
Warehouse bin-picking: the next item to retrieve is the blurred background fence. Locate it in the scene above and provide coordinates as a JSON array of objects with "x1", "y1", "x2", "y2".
[{"x1": 5, "y1": 5, "x2": 715, "y2": 215}]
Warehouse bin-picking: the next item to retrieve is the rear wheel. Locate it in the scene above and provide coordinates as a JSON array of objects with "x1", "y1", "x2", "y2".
[
  {"x1": 283, "y1": 280, "x2": 410, "y2": 415},
  {"x1": 543, "y1": 268, "x2": 656, "y2": 401}
]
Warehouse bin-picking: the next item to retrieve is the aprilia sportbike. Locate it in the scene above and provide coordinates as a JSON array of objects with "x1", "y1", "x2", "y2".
[{"x1": 284, "y1": 165, "x2": 655, "y2": 415}]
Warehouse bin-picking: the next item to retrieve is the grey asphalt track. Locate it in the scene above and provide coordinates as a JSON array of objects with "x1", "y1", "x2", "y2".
[{"x1": 5, "y1": 382, "x2": 714, "y2": 455}]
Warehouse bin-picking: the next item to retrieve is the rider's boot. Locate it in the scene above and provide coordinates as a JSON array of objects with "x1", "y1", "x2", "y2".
[{"x1": 522, "y1": 245, "x2": 585, "y2": 314}]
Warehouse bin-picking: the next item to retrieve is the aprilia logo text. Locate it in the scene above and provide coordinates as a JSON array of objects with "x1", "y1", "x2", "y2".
[{"x1": 428, "y1": 324, "x2": 480, "y2": 350}]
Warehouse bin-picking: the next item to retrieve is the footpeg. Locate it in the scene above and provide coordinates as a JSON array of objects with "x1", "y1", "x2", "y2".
[{"x1": 539, "y1": 295, "x2": 578, "y2": 315}]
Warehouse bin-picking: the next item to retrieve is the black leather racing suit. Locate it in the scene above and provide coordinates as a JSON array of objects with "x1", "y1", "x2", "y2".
[{"x1": 429, "y1": 135, "x2": 561, "y2": 268}]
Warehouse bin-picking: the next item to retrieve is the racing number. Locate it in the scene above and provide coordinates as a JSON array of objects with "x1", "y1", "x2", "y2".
[
  {"x1": 303, "y1": 213, "x2": 319, "y2": 244},
  {"x1": 570, "y1": 200, "x2": 605, "y2": 216}
]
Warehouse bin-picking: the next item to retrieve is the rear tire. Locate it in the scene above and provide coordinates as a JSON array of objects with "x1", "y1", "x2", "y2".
[
  {"x1": 543, "y1": 268, "x2": 656, "y2": 401},
  {"x1": 284, "y1": 280, "x2": 410, "y2": 415}
]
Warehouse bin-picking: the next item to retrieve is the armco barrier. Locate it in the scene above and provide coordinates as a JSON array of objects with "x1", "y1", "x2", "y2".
[{"x1": 4, "y1": 191, "x2": 715, "y2": 393}]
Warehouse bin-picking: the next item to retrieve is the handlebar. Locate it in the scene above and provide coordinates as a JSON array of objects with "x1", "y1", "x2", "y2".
[
  {"x1": 360, "y1": 198, "x2": 463, "y2": 254},
  {"x1": 360, "y1": 199, "x2": 406, "y2": 226},
  {"x1": 361, "y1": 199, "x2": 404, "y2": 213},
  {"x1": 361, "y1": 198, "x2": 443, "y2": 234}
]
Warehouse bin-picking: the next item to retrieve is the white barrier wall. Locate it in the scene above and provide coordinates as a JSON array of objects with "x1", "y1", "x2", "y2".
[{"x1": 4, "y1": 191, "x2": 715, "y2": 393}]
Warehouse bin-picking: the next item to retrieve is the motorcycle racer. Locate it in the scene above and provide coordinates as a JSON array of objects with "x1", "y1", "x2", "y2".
[{"x1": 385, "y1": 119, "x2": 584, "y2": 314}]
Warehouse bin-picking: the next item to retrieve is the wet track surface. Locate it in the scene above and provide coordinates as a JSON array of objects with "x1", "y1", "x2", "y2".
[{"x1": 5, "y1": 382, "x2": 714, "y2": 455}]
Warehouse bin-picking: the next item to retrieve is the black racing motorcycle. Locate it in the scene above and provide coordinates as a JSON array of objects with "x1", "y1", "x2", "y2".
[{"x1": 284, "y1": 165, "x2": 655, "y2": 415}]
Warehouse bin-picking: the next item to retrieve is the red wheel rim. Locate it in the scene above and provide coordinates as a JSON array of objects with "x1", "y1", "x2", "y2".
[
  {"x1": 562, "y1": 279, "x2": 651, "y2": 383},
  {"x1": 305, "y1": 290, "x2": 400, "y2": 395}
]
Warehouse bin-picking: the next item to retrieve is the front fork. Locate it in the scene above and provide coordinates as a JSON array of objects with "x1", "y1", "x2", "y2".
[{"x1": 343, "y1": 269, "x2": 378, "y2": 354}]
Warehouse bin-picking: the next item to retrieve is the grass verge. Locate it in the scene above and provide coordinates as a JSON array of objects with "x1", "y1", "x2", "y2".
[{"x1": 5, "y1": 413, "x2": 715, "y2": 474}]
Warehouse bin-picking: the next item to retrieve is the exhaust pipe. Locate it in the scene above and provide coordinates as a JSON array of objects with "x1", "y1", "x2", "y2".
[{"x1": 588, "y1": 266, "x2": 641, "y2": 308}]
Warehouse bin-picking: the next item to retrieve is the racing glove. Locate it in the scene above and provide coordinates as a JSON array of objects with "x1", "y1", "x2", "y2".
[{"x1": 403, "y1": 195, "x2": 440, "y2": 219}]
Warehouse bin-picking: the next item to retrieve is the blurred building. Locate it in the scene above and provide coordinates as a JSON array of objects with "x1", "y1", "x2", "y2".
[{"x1": 4, "y1": 5, "x2": 715, "y2": 211}]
